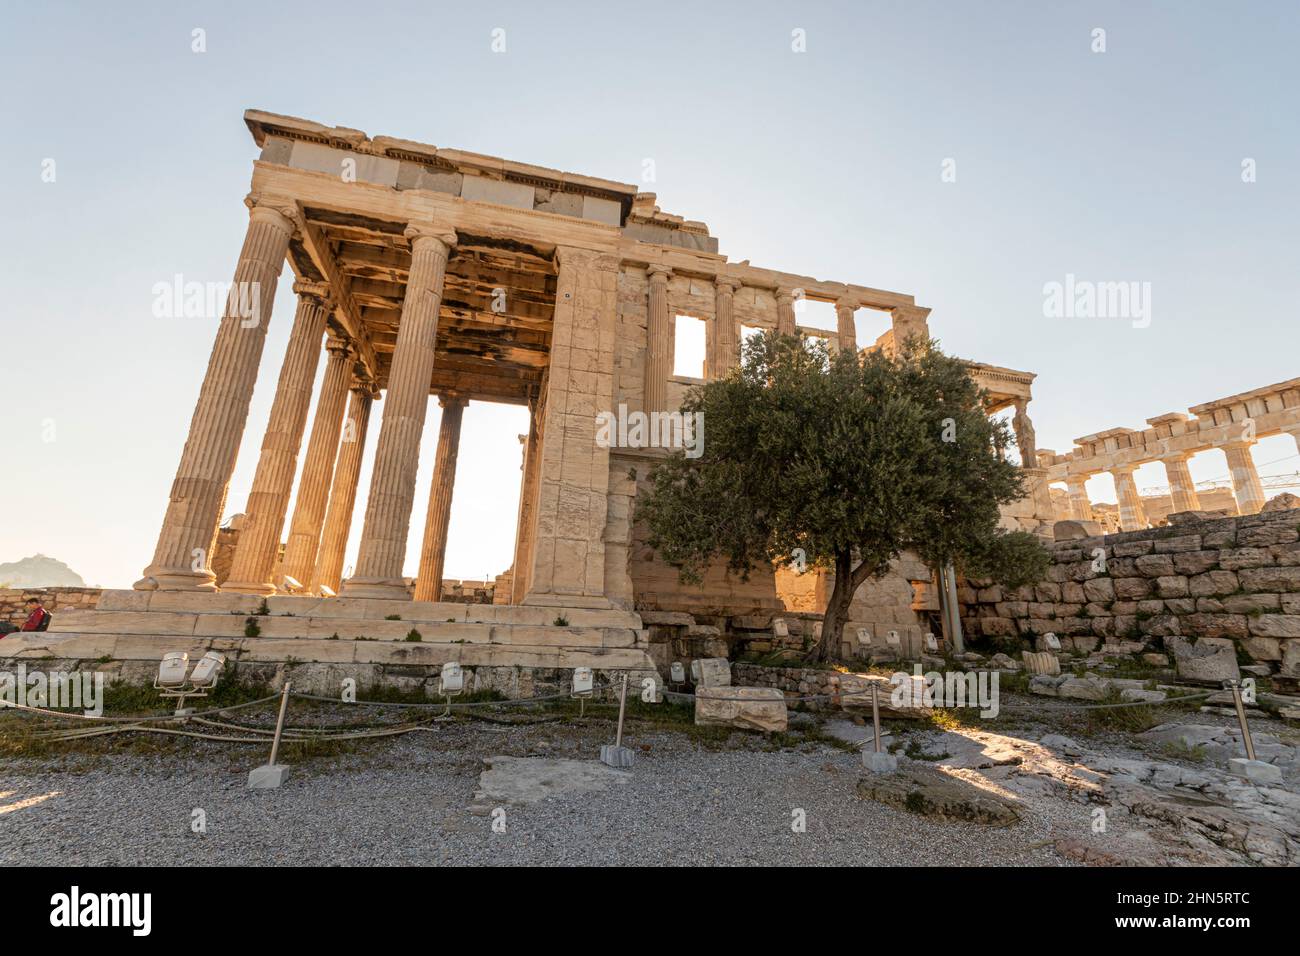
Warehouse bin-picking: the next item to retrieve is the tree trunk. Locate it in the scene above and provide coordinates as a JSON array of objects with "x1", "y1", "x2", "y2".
[{"x1": 813, "y1": 550, "x2": 855, "y2": 662}]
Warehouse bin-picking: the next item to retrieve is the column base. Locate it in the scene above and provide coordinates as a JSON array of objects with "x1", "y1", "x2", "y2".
[
  {"x1": 221, "y1": 579, "x2": 278, "y2": 597},
  {"x1": 339, "y1": 577, "x2": 412, "y2": 600},
  {"x1": 133, "y1": 566, "x2": 218, "y2": 592}
]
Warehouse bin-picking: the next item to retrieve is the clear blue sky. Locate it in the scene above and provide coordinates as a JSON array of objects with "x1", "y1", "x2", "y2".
[{"x1": 2, "y1": 1, "x2": 1297, "y2": 587}]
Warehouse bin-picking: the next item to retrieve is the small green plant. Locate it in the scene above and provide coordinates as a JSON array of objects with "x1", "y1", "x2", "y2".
[
  {"x1": 93, "y1": 655, "x2": 113, "y2": 664},
  {"x1": 255, "y1": 599, "x2": 270, "y2": 616},
  {"x1": 244, "y1": 617, "x2": 261, "y2": 638},
  {"x1": 553, "y1": 615, "x2": 569, "y2": 627},
  {"x1": 328, "y1": 633, "x2": 339, "y2": 640},
  {"x1": 385, "y1": 614, "x2": 402, "y2": 621},
  {"x1": 405, "y1": 629, "x2": 423, "y2": 642}
]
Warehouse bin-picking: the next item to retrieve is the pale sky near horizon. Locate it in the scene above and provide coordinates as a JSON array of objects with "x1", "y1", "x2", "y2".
[{"x1": 1, "y1": 1, "x2": 1297, "y2": 588}]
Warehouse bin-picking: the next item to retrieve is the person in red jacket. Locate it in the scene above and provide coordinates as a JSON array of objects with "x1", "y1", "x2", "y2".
[{"x1": 0, "y1": 598, "x2": 50, "y2": 636}]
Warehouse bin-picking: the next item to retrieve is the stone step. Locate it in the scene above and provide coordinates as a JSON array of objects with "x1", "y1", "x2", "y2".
[
  {"x1": 47, "y1": 607, "x2": 636, "y2": 648},
  {"x1": 94, "y1": 589, "x2": 640, "y2": 629},
  {"x1": 0, "y1": 630, "x2": 656, "y2": 670}
]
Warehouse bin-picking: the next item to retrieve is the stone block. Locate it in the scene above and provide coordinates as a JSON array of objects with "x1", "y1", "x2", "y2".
[
  {"x1": 1166, "y1": 635, "x2": 1241, "y2": 684},
  {"x1": 862, "y1": 750, "x2": 899, "y2": 773},
  {"x1": 1135, "y1": 554, "x2": 1176, "y2": 577},
  {"x1": 1239, "y1": 566, "x2": 1300, "y2": 592},
  {"x1": 1188, "y1": 570, "x2": 1240, "y2": 597},
  {"x1": 1227, "y1": 758, "x2": 1282, "y2": 785},
  {"x1": 247, "y1": 764, "x2": 289, "y2": 789},
  {"x1": 694, "y1": 686, "x2": 787, "y2": 732}
]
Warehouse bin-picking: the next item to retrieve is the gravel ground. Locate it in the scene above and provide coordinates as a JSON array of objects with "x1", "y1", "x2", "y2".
[{"x1": 0, "y1": 702, "x2": 1088, "y2": 866}]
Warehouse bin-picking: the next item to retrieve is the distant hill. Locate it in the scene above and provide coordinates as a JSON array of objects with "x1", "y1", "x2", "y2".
[{"x1": 0, "y1": 554, "x2": 86, "y2": 588}]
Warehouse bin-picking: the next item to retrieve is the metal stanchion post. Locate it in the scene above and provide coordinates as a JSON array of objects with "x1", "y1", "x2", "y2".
[
  {"x1": 248, "y1": 681, "x2": 293, "y2": 789},
  {"x1": 863, "y1": 681, "x2": 897, "y2": 773},
  {"x1": 1229, "y1": 681, "x2": 1256, "y2": 761},
  {"x1": 600, "y1": 673, "x2": 634, "y2": 768}
]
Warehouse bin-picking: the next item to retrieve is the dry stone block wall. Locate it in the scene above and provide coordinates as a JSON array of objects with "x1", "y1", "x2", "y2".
[{"x1": 960, "y1": 510, "x2": 1300, "y2": 679}]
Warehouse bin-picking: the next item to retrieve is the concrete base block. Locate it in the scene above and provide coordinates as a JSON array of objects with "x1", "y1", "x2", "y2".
[
  {"x1": 863, "y1": 751, "x2": 899, "y2": 773},
  {"x1": 1227, "y1": 757, "x2": 1282, "y2": 785},
  {"x1": 599, "y1": 745, "x2": 635, "y2": 768},
  {"x1": 247, "y1": 764, "x2": 290, "y2": 789}
]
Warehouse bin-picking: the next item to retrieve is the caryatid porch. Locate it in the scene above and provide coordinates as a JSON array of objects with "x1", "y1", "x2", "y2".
[{"x1": 135, "y1": 109, "x2": 958, "y2": 611}]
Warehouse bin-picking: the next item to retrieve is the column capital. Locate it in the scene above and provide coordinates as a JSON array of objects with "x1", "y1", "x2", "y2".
[
  {"x1": 647, "y1": 263, "x2": 673, "y2": 282},
  {"x1": 1157, "y1": 449, "x2": 1193, "y2": 464},
  {"x1": 1220, "y1": 438, "x2": 1257, "y2": 452},
  {"x1": 437, "y1": 392, "x2": 469, "y2": 410},
  {"x1": 324, "y1": 334, "x2": 353, "y2": 357},
  {"x1": 1109, "y1": 463, "x2": 1139, "y2": 477},
  {"x1": 835, "y1": 298, "x2": 859, "y2": 314},
  {"x1": 774, "y1": 286, "x2": 796, "y2": 303},
  {"x1": 404, "y1": 222, "x2": 458, "y2": 252},
  {"x1": 292, "y1": 280, "x2": 333, "y2": 308},
  {"x1": 714, "y1": 274, "x2": 742, "y2": 294},
  {"x1": 244, "y1": 192, "x2": 302, "y2": 235}
]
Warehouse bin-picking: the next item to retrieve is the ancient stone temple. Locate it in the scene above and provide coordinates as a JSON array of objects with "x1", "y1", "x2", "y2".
[{"x1": 4, "y1": 110, "x2": 1054, "y2": 685}]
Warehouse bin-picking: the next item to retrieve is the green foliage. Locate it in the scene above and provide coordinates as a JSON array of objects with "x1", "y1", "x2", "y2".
[
  {"x1": 244, "y1": 617, "x2": 261, "y2": 638},
  {"x1": 255, "y1": 599, "x2": 270, "y2": 616},
  {"x1": 404, "y1": 628, "x2": 422, "y2": 642},
  {"x1": 385, "y1": 614, "x2": 402, "y2": 621},
  {"x1": 958, "y1": 530, "x2": 1051, "y2": 590},
  {"x1": 553, "y1": 615, "x2": 569, "y2": 627},
  {"x1": 638, "y1": 332, "x2": 1031, "y2": 659}
]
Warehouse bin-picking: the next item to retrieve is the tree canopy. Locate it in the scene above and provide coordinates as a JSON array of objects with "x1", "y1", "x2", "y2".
[{"x1": 638, "y1": 332, "x2": 1048, "y2": 661}]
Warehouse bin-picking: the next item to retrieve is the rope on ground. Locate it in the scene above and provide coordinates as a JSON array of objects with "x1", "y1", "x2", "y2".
[
  {"x1": 1067, "y1": 690, "x2": 1214, "y2": 710},
  {"x1": 0, "y1": 692, "x2": 284, "y2": 723}
]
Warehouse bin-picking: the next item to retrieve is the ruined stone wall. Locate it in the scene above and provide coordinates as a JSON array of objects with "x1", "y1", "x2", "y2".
[
  {"x1": 0, "y1": 587, "x2": 102, "y2": 627},
  {"x1": 960, "y1": 509, "x2": 1300, "y2": 678}
]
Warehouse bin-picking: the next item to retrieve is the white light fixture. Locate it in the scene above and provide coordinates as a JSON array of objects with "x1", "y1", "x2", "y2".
[
  {"x1": 280, "y1": 575, "x2": 303, "y2": 594},
  {"x1": 669, "y1": 661, "x2": 685, "y2": 684},
  {"x1": 318, "y1": 584, "x2": 337, "y2": 598}
]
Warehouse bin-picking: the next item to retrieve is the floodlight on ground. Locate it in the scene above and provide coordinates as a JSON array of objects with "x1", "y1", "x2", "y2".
[
  {"x1": 318, "y1": 584, "x2": 336, "y2": 598},
  {"x1": 280, "y1": 574, "x2": 303, "y2": 594},
  {"x1": 437, "y1": 662, "x2": 464, "y2": 717},
  {"x1": 599, "y1": 673, "x2": 635, "y2": 768},
  {"x1": 669, "y1": 661, "x2": 685, "y2": 684},
  {"x1": 689, "y1": 660, "x2": 702, "y2": 683},
  {"x1": 924, "y1": 632, "x2": 938, "y2": 653},
  {"x1": 155, "y1": 652, "x2": 189, "y2": 690},
  {"x1": 189, "y1": 651, "x2": 226, "y2": 690},
  {"x1": 571, "y1": 666, "x2": 593, "y2": 716}
]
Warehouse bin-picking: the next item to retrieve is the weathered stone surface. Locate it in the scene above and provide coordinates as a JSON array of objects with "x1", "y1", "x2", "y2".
[
  {"x1": 856, "y1": 767, "x2": 1021, "y2": 825},
  {"x1": 1248, "y1": 615, "x2": 1300, "y2": 638},
  {"x1": 1240, "y1": 566, "x2": 1300, "y2": 592},
  {"x1": 1135, "y1": 554, "x2": 1176, "y2": 577},
  {"x1": 1181, "y1": 613, "x2": 1248, "y2": 640},
  {"x1": 1114, "y1": 578, "x2": 1153, "y2": 600},
  {"x1": 1154, "y1": 576, "x2": 1189, "y2": 598},
  {"x1": 1188, "y1": 570, "x2": 1240, "y2": 597},
  {"x1": 1082, "y1": 578, "x2": 1115, "y2": 603},
  {"x1": 1166, "y1": 636, "x2": 1241, "y2": 683},
  {"x1": 694, "y1": 686, "x2": 787, "y2": 732},
  {"x1": 1172, "y1": 551, "x2": 1219, "y2": 575}
]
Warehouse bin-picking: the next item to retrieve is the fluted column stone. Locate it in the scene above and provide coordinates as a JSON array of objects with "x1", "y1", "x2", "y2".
[
  {"x1": 775, "y1": 287, "x2": 797, "y2": 336},
  {"x1": 1065, "y1": 475, "x2": 1093, "y2": 522},
  {"x1": 312, "y1": 385, "x2": 374, "y2": 594},
  {"x1": 712, "y1": 276, "x2": 741, "y2": 377},
  {"x1": 1160, "y1": 453, "x2": 1202, "y2": 514},
  {"x1": 835, "y1": 299, "x2": 857, "y2": 354},
  {"x1": 280, "y1": 337, "x2": 353, "y2": 587},
  {"x1": 344, "y1": 225, "x2": 456, "y2": 598},
  {"x1": 223, "y1": 282, "x2": 331, "y2": 594},
  {"x1": 136, "y1": 193, "x2": 298, "y2": 591},
  {"x1": 645, "y1": 265, "x2": 672, "y2": 413},
  {"x1": 1111, "y1": 465, "x2": 1147, "y2": 531},
  {"x1": 1223, "y1": 441, "x2": 1266, "y2": 515},
  {"x1": 413, "y1": 394, "x2": 468, "y2": 602}
]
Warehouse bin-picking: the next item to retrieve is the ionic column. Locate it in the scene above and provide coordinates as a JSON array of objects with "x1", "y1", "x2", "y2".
[
  {"x1": 1110, "y1": 465, "x2": 1148, "y2": 531},
  {"x1": 135, "y1": 194, "x2": 298, "y2": 591},
  {"x1": 413, "y1": 394, "x2": 468, "y2": 602},
  {"x1": 279, "y1": 336, "x2": 353, "y2": 587},
  {"x1": 645, "y1": 265, "x2": 672, "y2": 413},
  {"x1": 1223, "y1": 441, "x2": 1266, "y2": 515},
  {"x1": 775, "y1": 287, "x2": 797, "y2": 336},
  {"x1": 711, "y1": 276, "x2": 740, "y2": 378},
  {"x1": 1159, "y1": 452, "x2": 1202, "y2": 514},
  {"x1": 1065, "y1": 475, "x2": 1094, "y2": 521},
  {"x1": 311, "y1": 384, "x2": 374, "y2": 595},
  {"x1": 223, "y1": 283, "x2": 332, "y2": 594},
  {"x1": 344, "y1": 225, "x2": 456, "y2": 598},
  {"x1": 835, "y1": 299, "x2": 857, "y2": 354}
]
